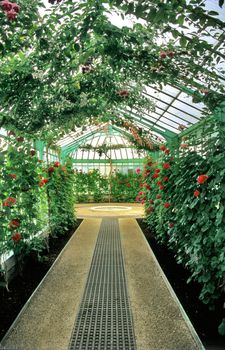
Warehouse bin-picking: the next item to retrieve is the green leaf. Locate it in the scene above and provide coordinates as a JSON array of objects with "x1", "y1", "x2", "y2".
[
  {"x1": 179, "y1": 36, "x2": 187, "y2": 47},
  {"x1": 208, "y1": 11, "x2": 219, "y2": 16}
]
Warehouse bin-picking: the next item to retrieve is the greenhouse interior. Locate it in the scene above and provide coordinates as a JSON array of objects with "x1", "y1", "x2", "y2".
[{"x1": 0, "y1": 0, "x2": 225, "y2": 349}]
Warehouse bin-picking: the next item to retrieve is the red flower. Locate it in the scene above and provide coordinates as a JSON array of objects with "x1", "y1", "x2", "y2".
[
  {"x1": 152, "y1": 173, "x2": 159, "y2": 179},
  {"x1": 159, "y1": 145, "x2": 166, "y2": 151},
  {"x1": 160, "y1": 51, "x2": 167, "y2": 59},
  {"x1": 9, "y1": 219, "x2": 20, "y2": 229},
  {"x1": 12, "y1": 2, "x2": 20, "y2": 13},
  {"x1": 139, "y1": 191, "x2": 144, "y2": 195},
  {"x1": 167, "y1": 51, "x2": 175, "y2": 58},
  {"x1": 163, "y1": 176, "x2": 169, "y2": 182},
  {"x1": 163, "y1": 163, "x2": 171, "y2": 169},
  {"x1": 136, "y1": 168, "x2": 141, "y2": 174},
  {"x1": 3, "y1": 197, "x2": 16, "y2": 207},
  {"x1": 30, "y1": 150, "x2": 36, "y2": 156},
  {"x1": 197, "y1": 175, "x2": 208, "y2": 184},
  {"x1": 145, "y1": 185, "x2": 151, "y2": 190},
  {"x1": 127, "y1": 183, "x2": 131, "y2": 187},
  {"x1": 8, "y1": 173, "x2": 17, "y2": 180},
  {"x1": 180, "y1": 144, "x2": 188, "y2": 149},
  {"x1": 16, "y1": 136, "x2": 24, "y2": 142},
  {"x1": 164, "y1": 149, "x2": 170, "y2": 154},
  {"x1": 1, "y1": 0, "x2": 12, "y2": 11},
  {"x1": 39, "y1": 179, "x2": 48, "y2": 186},
  {"x1": 194, "y1": 189, "x2": 200, "y2": 197},
  {"x1": 159, "y1": 186, "x2": 164, "y2": 190},
  {"x1": 157, "y1": 181, "x2": 162, "y2": 186},
  {"x1": 48, "y1": 167, "x2": 54, "y2": 173},
  {"x1": 117, "y1": 90, "x2": 129, "y2": 97},
  {"x1": 7, "y1": 130, "x2": 15, "y2": 136},
  {"x1": 54, "y1": 161, "x2": 60, "y2": 167},
  {"x1": 164, "y1": 202, "x2": 170, "y2": 208},
  {"x1": 146, "y1": 206, "x2": 154, "y2": 214},
  {"x1": 169, "y1": 222, "x2": 174, "y2": 228},
  {"x1": 149, "y1": 200, "x2": 154, "y2": 204},
  {"x1": 61, "y1": 167, "x2": 66, "y2": 172},
  {"x1": 154, "y1": 169, "x2": 160, "y2": 173},
  {"x1": 156, "y1": 194, "x2": 161, "y2": 199},
  {"x1": 12, "y1": 232, "x2": 21, "y2": 242},
  {"x1": 139, "y1": 183, "x2": 144, "y2": 187},
  {"x1": 7, "y1": 7, "x2": 16, "y2": 19}
]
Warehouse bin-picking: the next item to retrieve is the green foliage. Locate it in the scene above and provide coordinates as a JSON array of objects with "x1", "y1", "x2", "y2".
[
  {"x1": 143, "y1": 118, "x2": 225, "y2": 334},
  {"x1": 0, "y1": 0, "x2": 224, "y2": 133},
  {"x1": 0, "y1": 133, "x2": 77, "y2": 278},
  {"x1": 46, "y1": 159, "x2": 76, "y2": 235},
  {"x1": 74, "y1": 169, "x2": 142, "y2": 203}
]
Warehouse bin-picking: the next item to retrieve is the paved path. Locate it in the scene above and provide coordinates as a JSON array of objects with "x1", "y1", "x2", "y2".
[{"x1": 1, "y1": 215, "x2": 204, "y2": 350}]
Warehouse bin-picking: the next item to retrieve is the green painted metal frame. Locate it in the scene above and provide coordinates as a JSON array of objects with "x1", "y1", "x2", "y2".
[
  {"x1": 116, "y1": 108, "x2": 176, "y2": 140},
  {"x1": 72, "y1": 158, "x2": 146, "y2": 164}
]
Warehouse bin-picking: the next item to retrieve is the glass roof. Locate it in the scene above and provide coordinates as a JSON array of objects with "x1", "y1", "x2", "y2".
[
  {"x1": 117, "y1": 84, "x2": 207, "y2": 135},
  {"x1": 59, "y1": 123, "x2": 147, "y2": 161}
]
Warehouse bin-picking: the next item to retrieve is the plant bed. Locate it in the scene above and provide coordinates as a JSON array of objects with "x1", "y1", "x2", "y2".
[
  {"x1": 0, "y1": 219, "x2": 82, "y2": 341},
  {"x1": 137, "y1": 219, "x2": 225, "y2": 350}
]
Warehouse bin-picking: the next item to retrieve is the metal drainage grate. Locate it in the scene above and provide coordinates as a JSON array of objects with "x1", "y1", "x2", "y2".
[{"x1": 68, "y1": 218, "x2": 136, "y2": 350}]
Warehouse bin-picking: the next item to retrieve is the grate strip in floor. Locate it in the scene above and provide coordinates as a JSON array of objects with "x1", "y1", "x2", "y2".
[{"x1": 68, "y1": 218, "x2": 136, "y2": 350}]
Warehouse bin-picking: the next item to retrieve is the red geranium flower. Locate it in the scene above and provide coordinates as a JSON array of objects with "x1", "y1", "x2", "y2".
[
  {"x1": 157, "y1": 181, "x2": 162, "y2": 186},
  {"x1": 169, "y1": 222, "x2": 174, "y2": 228},
  {"x1": 197, "y1": 175, "x2": 208, "y2": 184},
  {"x1": 139, "y1": 183, "x2": 144, "y2": 187},
  {"x1": 136, "y1": 168, "x2": 141, "y2": 174},
  {"x1": 163, "y1": 163, "x2": 171, "y2": 169},
  {"x1": 159, "y1": 145, "x2": 166, "y2": 151},
  {"x1": 156, "y1": 194, "x2": 161, "y2": 199},
  {"x1": 159, "y1": 186, "x2": 164, "y2": 190},
  {"x1": 145, "y1": 185, "x2": 151, "y2": 190},
  {"x1": 164, "y1": 149, "x2": 170, "y2": 154},
  {"x1": 12, "y1": 232, "x2": 21, "y2": 242},
  {"x1": 149, "y1": 200, "x2": 154, "y2": 204},
  {"x1": 3, "y1": 197, "x2": 16, "y2": 207},
  {"x1": 164, "y1": 202, "x2": 170, "y2": 208},
  {"x1": 48, "y1": 167, "x2": 54, "y2": 173},
  {"x1": 194, "y1": 189, "x2": 200, "y2": 197},
  {"x1": 54, "y1": 161, "x2": 60, "y2": 167},
  {"x1": 127, "y1": 183, "x2": 131, "y2": 187},
  {"x1": 154, "y1": 169, "x2": 160, "y2": 173},
  {"x1": 9, "y1": 219, "x2": 20, "y2": 229},
  {"x1": 163, "y1": 176, "x2": 169, "y2": 182},
  {"x1": 152, "y1": 173, "x2": 159, "y2": 179}
]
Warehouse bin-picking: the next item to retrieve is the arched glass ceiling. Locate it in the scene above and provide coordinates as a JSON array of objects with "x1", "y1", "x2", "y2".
[{"x1": 71, "y1": 132, "x2": 146, "y2": 161}]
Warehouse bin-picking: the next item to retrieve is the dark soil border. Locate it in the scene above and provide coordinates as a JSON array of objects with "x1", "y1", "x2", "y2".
[
  {"x1": 137, "y1": 219, "x2": 225, "y2": 350},
  {"x1": 0, "y1": 219, "x2": 82, "y2": 341}
]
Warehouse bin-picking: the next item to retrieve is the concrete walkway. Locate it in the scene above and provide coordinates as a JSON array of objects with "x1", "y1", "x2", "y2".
[{"x1": 1, "y1": 213, "x2": 204, "y2": 350}]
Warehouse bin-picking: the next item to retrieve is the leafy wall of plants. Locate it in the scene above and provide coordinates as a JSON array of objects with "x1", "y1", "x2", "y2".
[
  {"x1": 74, "y1": 169, "x2": 143, "y2": 203},
  {"x1": 0, "y1": 133, "x2": 76, "y2": 281},
  {"x1": 142, "y1": 112, "x2": 225, "y2": 335}
]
